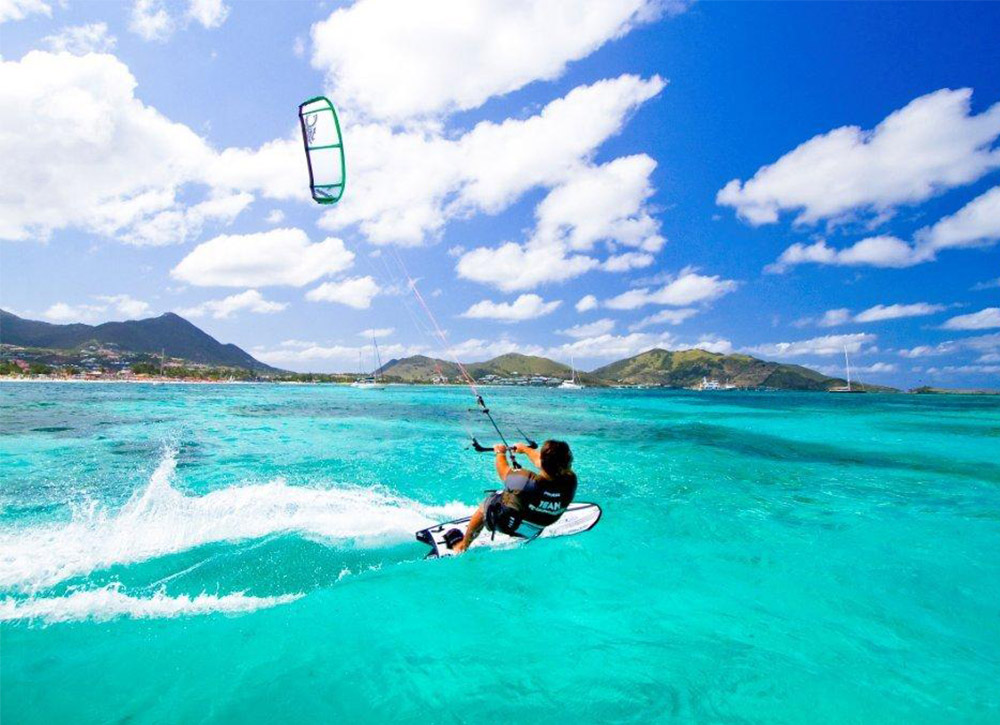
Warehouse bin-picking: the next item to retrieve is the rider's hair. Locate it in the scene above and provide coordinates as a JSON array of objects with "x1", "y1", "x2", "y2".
[{"x1": 540, "y1": 440, "x2": 573, "y2": 477}]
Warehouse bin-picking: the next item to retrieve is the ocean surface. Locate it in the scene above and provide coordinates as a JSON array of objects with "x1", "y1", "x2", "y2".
[{"x1": 1, "y1": 382, "x2": 998, "y2": 723}]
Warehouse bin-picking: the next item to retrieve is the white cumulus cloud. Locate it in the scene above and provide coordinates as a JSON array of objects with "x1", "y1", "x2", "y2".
[
  {"x1": 172, "y1": 229, "x2": 354, "y2": 287},
  {"x1": 558, "y1": 318, "x2": 616, "y2": 338},
  {"x1": 1, "y1": 50, "x2": 665, "y2": 257},
  {"x1": 819, "y1": 308, "x2": 852, "y2": 327},
  {"x1": 461, "y1": 294, "x2": 562, "y2": 322},
  {"x1": 897, "y1": 342, "x2": 959, "y2": 358},
  {"x1": 605, "y1": 268, "x2": 739, "y2": 310},
  {"x1": 532, "y1": 155, "x2": 665, "y2": 253},
  {"x1": 306, "y1": 277, "x2": 380, "y2": 309},
  {"x1": 42, "y1": 302, "x2": 107, "y2": 323},
  {"x1": 96, "y1": 294, "x2": 152, "y2": 319},
  {"x1": 254, "y1": 340, "x2": 425, "y2": 371},
  {"x1": 123, "y1": 192, "x2": 253, "y2": 247},
  {"x1": 546, "y1": 332, "x2": 674, "y2": 361},
  {"x1": 941, "y1": 308, "x2": 1000, "y2": 330},
  {"x1": 544, "y1": 332, "x2": 732, "y2": 362},
  {"x1": 0, "y1": 0, "x2": 50, "y2": 24},
  {"x1": 796, "y1": 304, "x2": 944, "y2": 328},
  {"x1": 178, "y1": 290, "x2": 286, "y2": 319},
  {"x1": 310, "y1": 0, "x2": 673, "y2": 122},
  {"x1": 628, "y1": 308, "x2": 698, "y2": 330},
  {"x1": 457, "y1": 241, "x2": 599, "y2": 292},
  {"x1": 766, "y1": 236, "x2": 919, "y2": 273},
  {"x1": 816, "y1": 361, "x2": 898, "y2": 376},
  {"x1": 443, "y1": 337, "x2": 544, "y2": 362},
  {"x1": 130, "y1": 0, "x2": 174, "y2": 41},
  {"x1": 0, "y1": 52, "x2": 231, "y2": 243},
  {"x1": 746, "y1": 333, "x2": 877, "y2": 358},
  {"x1": 853, "y1": 302, "x2": 946, "y2": 323},
  {"x1": 898, "y1": 333, "x2": 1000, "y2": 360},
  {"x1": 187, "y1": 0, "x2": 229, "y2": 29},
  {"x1": 42, "y1": 294, "x2": 151, "y2": 323},
  {"x1": 43, "y1": 23, "x2": 117, "y2": 54},
  {"x1": 925, "y1": 364, "x2": 1000, "y2": 376},
  {"x1": 575, "y1": 295, "x2": 599, "y2": 313},
  {"x1": 358, "y1": 327, "x2": 395, "y2": 338},
  {"x1": 603, "y1": 251, "x2": 656, "y2": 272},
  {"x1": 917, "y1": 185, "x2": 1000, "y2": 253},
  {"x1": 767, "y1": 185, "x2": 1000, "y2": 272},
  {"x1": 129, "y1": 0, "x2": 229, "y2": 41},
  {"x1": 323, "y1": 74, "x2": 665, "y2": 247},
  {"x1": 456, "y1": 152, "x2": 666, "y2": 290},
  {"x1": 718, "y1": 88, "x2": 1000, "y2": 226}
]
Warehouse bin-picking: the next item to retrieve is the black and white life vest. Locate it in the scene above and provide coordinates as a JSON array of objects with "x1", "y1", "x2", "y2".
[{"x1": 487, "y1": 470, "x2": 577, "y2": 536}]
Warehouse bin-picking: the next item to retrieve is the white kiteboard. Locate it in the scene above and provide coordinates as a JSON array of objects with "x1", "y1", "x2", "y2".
[{"x1": 415, "y1": 499, "x2": 602, "y2": 558}]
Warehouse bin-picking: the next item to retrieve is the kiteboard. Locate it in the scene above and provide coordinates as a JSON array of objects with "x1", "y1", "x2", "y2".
[{"x1": 416, "y1": 500, "x2": 602, "y2": 558}]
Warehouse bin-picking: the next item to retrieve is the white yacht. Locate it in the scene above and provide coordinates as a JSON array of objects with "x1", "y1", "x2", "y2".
[
  {"x1": 351, "y1": 336, "x2": 387, "y2": 390},
  {"x1": 829, "y1": 346, "x2": 865, "y2": 393},
  {"x1": 559, "y1": 356, "x2": 585, "y2": 389}
]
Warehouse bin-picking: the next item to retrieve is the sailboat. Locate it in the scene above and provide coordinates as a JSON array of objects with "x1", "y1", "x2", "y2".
[
  {"x1": 559, "y1": 356, "x2": 584, "y2": 389},
  {"x1": 829, "y1": 346, "x2": 866, "y2": 393},
  {"x1": 351, "y1": 335, "x2": 387, "y2": 389}
]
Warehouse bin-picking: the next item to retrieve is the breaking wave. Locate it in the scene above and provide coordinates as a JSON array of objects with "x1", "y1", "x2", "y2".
[
  {"x1": 0, "y1": 584, "x2": 302, "y2": 624},
  {"x1": 0, "y1": 448, "x2": 471, "y2": 592}
]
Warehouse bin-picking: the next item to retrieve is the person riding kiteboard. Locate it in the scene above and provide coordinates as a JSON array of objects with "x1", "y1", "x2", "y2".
[{"x1": 451, "y1": 439, "x2": 578, "y2": 554}]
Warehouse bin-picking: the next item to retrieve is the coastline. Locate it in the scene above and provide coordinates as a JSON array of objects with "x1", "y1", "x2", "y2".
[{"x1": 2, "y1": 376, "x2": 997, "y2": 395}]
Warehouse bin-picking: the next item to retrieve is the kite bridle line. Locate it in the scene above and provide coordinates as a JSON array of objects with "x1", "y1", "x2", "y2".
[
  {"x1": 296, "y1": 95, "x2": 534, "y2": 468},
  {"x1": 393, "y1": 250, "x2": 536, "y2": 469}
]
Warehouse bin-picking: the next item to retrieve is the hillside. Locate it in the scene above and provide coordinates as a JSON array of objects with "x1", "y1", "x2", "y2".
[
  {"x1": 0, "y1": 310, "x2": 277, "y2": 372},
  {"x1": 465, "y1": 353, "x2": 569, "y2": 378},
  {"x1": 380, "y1": 348, "x2": 874, "y2": 390},
  {"x1": 380, "y1": 353, "x2": 574, "y2": 382},
  {"x1": 381, "y1": 352, "x2": 605, "y2": 385},
  {"x1": 592, "y1": 348, "x2": 869, "y2": 390},
  {"x1": 377, "y1": 355, "x2": 462, "y2": 382}
]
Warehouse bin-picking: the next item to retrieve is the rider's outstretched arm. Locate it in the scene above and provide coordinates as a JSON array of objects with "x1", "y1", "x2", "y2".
[
  {"x1": 495, "y1": 446, "x2": 511, "y2": 482},
  {"x1": 514, "y1": 443, "x2": 541, "y2": 470}
]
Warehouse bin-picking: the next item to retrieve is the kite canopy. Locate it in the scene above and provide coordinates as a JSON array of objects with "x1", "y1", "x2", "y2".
[{"x1": 298, "y1": 96, "x2": 346, "y2": 205}]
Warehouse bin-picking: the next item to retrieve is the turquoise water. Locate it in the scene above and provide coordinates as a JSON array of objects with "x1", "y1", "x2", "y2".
[{"x1": 2, "y1": 382, "x2": 999, "y2": 723}]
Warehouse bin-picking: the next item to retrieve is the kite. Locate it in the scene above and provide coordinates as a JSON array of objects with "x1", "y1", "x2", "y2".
[{"x1": 298, "y1": 96, "x2": 346, "y2": 205}]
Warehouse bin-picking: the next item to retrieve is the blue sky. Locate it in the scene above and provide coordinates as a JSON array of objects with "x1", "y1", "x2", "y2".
[{"x1": 1, "y1": 0, "x2": 998, "y2": 387}]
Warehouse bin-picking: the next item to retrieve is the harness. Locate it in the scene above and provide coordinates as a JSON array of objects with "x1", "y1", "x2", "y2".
[
  {"x1": 485, "y1": 494, "x2": 524, "y2": 538},
  {"x1": 485, "y1": 472, "x2": 576, "y2": 538}
]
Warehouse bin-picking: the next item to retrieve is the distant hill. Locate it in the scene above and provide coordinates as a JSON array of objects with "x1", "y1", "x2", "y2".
[
  {"x1": 382, "y1": 347, "x2": 892, "y2": 391},
  {"x1": 0, "y1": 310, "x2": 277, "y2": 372},
  {"x1": 377, "y1": 355, "x2": 462, "y2": 382},
  {"x1": 911, "y1": 386, "x2": 999, "y2": 395},
  {"x1": 466, "y1": 353, "x2": 569, "y2": 378},
  {"x1": 381, "y1": 352, "x2": 600, "y2": 384},
  {"x1": 592, "y1": 348, "x2": 872, "y2": 390}
]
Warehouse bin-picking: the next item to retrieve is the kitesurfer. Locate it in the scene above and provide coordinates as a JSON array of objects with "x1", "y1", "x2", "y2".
[{"x1": 452, "y1": 440, "x2": 578, "y2": 553}]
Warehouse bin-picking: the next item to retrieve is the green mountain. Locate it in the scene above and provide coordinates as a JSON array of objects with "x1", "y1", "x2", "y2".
[
  {"x1": 380, "y1": 347, "x2": 891, "y2": 391},
  {"x1": 591, "y1": 348, "x2": 868, "y2": 390},
  {"x1": 466, "y1": 353, "x2": 570, "y2": 378},
  {"x1": 381, "y1": 352, "x2": 601, "y2": 384},
  {"x1": 377, "y1": 355, "x2": 462, "y2": 382},
  {"x1": 0, "y1": 309, "x2": 277, "y2": 372},
  {"x1": 381, "y1": 349, "x2": 856, "y2": 390},
  {"x1": 380, "y1": 353, "x2": 571, "y2": 382}
]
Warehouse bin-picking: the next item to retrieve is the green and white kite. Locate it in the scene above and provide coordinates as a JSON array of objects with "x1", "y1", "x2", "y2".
[{"x1": 298, "y1": 96, "x2": 346, "y2": 205}]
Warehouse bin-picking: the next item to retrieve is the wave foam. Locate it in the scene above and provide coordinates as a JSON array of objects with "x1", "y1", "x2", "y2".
[
  {"x1": 0, "y1": 584, "x2": 302, "y2": 624},
  {"x1": 0, "y1": 449, "x2": 472, "y2": 592}
]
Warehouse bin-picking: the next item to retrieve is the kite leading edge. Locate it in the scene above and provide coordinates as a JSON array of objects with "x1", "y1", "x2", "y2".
[{"x1": 298, "y1": 96, "x2": 346, "y2": 205}]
